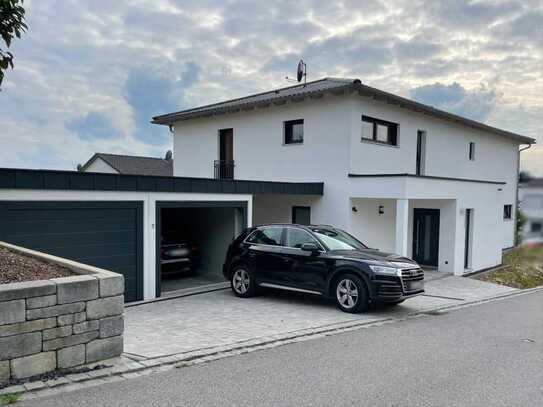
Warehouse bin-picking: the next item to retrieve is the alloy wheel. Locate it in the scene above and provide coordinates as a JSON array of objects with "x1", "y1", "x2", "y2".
[
  {"x1": 336, "y1": 278, "x2": 359, "y2": 309},
  {"x1": 233, "y1": 268, "x2": 250, "y2": 294}
]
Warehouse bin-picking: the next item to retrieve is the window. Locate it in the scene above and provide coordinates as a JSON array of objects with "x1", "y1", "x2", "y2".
[
  {"x1": 469, "y1": 142, "x2": 476, "y2": 160},
  {"x1": 531, "y1": 222, "x2": 542, "y2": 233},
  {"x1": 503, "y1": 204, "x2": 512, "y2": 220},
  {"x1": 361, "y1": 115, "x2": 398, "y2": 146},
  {"x1": 292, "y1": 206, "x2": 311, "y2": 225},
  {"x1": 284, "y1": 119, "x2": 304, "y2": 144},
  {"x1": 284, "y1": 228, "x2": 320, "y2": 249},
  {"x1": 246, "y1": 227, "x2": 283, "y2": 246},
  {"x1": 416, "y1": 130, "x2": 426, "y2": 176}
]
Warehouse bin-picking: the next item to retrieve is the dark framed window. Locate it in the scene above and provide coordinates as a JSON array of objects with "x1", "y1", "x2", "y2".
[
  {"x1": 503, "y1": 204, "x2": 512, "y2": 220},
  {"x1": 292, "y1": 206, "x2": 311, "y2": 225},
  {"x1": 284, "y1": 119, "x2": 304, "y2": 144},
  {"x1": 361, "y1": 115, "x2": 398, "y2": 146},
  {"x1": 469, "y1": 142, "x2": 476, "y2": 160},
  {"x1": 531, "y1": 222, "x2": 542, "y2": 233}
]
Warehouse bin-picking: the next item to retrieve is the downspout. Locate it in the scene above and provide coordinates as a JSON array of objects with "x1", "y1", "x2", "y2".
[{"x1": 515, "y1": 143, "x2": 532, "y2": 245}]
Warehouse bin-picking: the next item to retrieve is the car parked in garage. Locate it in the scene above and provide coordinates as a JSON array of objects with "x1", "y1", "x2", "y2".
[
  {"x1": 223, "y1": 224, "x2": 424, "y2": 313},
  {"x1": 160, "y1": 234, "x2": 201, "y2": 274}
]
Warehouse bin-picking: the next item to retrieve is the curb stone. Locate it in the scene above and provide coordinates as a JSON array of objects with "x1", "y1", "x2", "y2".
[{"x1": 13, "y1": 286, "x2": 543, "y2": 403}]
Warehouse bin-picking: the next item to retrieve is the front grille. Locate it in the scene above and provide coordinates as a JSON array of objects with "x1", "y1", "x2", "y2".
[
  {"x1": 378, "y1": 282, "x2": 403, "y2": 297},
  {"x1": 400, "y1": 268, "x2": 424, "y2": 293}
]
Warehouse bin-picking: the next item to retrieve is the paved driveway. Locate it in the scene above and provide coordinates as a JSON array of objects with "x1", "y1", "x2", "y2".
[{"x1": 124, "y1": 274, "x2": 516, "y2": 360}]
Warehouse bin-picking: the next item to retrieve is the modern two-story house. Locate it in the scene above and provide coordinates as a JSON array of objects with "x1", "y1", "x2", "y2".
[
  {"x1": 152, "y1": 78, "x2": 535, "y2": 276},
  {"x1": 0, "y1": 78, "x2": 534, "y2": 304}
]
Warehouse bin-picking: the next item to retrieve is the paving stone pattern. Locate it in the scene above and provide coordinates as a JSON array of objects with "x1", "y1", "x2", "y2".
[
  {"x1": 124, "y1": 273, "x2": 518, "y2": 359},
  {"x1": 0, "y1": 253, "x2": 125, "y2": 384}
]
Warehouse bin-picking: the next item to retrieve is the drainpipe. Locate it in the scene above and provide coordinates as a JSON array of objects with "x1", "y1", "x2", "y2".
[{"x1": 515, "y1": 144, "x2": 532, "y2": 246}]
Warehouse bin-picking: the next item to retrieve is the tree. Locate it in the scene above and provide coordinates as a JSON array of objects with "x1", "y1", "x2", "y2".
[{"x1": 0, "y1": 0, "x2": 27, "y2": 89}]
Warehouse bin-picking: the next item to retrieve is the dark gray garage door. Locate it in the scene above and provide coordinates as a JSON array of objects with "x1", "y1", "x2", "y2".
[{"x1": 0, "y1": 201, "x2": 143, "y2": 302}]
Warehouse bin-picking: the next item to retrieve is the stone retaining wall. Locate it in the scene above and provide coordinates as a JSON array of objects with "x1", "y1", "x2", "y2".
[{"x1": 0, "y1": 242, "x2": 124, "y2": 384}]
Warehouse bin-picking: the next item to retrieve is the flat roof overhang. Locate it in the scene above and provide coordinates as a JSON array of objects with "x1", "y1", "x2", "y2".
[{"x1": 0, "y1": 168, "x2": 324, "y2": 195}]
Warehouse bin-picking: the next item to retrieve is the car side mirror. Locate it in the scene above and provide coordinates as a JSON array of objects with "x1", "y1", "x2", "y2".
[{"x1": 301, "y1": 242, "x2": 320, "y2": 254}]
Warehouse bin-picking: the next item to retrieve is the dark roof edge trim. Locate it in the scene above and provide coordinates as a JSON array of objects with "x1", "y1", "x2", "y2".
[
  {"x1": 152, "y1": 79, "x2": 534, "y2": 145},
  {"x1": 0, "y1": 167, "x2": 324, "y2": 195},
  {"x1": 348, "y1": 173, "x2": 506, "y2": 185}
]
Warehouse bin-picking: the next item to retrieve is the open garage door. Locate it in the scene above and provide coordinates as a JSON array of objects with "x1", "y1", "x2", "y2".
[
  {"x1": 156, "y1": 201, "x2": 247, "y2": 296},
  {"x1": 0, "y1": 201, "x2": 144, "y2": 302}
]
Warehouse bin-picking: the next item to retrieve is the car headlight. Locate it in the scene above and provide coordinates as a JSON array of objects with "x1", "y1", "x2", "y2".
[{"x1": 369, "y1": 265, "x2": 400, "y2": 276}]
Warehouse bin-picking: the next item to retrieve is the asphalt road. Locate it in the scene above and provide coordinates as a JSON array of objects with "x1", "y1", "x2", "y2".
[{"x1": 22, "y1": 291, "x2": 543, "y2": 407}]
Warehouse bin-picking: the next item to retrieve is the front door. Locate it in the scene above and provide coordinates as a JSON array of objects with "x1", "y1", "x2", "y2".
[
  {"x1": 218, "y1": 128, "x2": 234, "y2": 179},
  {"x1": 412, "y1": 208, "x2": 440, "y2": 267}
]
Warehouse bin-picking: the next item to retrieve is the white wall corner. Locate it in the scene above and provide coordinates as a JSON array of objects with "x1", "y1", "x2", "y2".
[{"x1": 395, "y1": 199, "x2": 409, "y2": 256}]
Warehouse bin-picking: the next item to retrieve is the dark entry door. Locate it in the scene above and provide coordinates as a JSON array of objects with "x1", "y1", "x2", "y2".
[
  {"x1": 412, "y1": 208, "x2": 440, "y2": 267},
  {"x1": 218, "y1": 128, "x2": 234, "y2": 179}
]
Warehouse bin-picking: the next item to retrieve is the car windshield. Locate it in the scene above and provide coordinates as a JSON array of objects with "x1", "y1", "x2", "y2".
[{"x1": 310, "y1": 227, "x2": 367, "y2": 251}]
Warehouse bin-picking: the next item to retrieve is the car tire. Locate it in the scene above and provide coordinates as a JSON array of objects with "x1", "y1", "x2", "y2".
[
  {"x1": 230, "y1": 266, "x2": 256, "y2": 298},
  {"x1": 334, "y1": 274, "x2": 368, "y2": 313}
]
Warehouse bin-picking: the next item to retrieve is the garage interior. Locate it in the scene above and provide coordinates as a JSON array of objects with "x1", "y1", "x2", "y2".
[{"x1": 157, "y1": 202, "x2": 246, "y2": 295}]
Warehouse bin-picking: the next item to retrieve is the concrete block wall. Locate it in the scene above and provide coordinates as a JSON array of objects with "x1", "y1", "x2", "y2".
[{"x1": 0, "y1": 242, "x2": 124, "y2": 384}]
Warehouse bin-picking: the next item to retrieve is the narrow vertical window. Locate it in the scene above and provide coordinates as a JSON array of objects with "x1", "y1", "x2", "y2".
[
  {"x1": 469, "y1": 142, "x2": 475, "y2": 160},
  {"x1": 416, "y1": 130, "x2": 426, "y2": 175},
  {"x1": 503, "y1": 204, "x2": 512, "y2": 220}
]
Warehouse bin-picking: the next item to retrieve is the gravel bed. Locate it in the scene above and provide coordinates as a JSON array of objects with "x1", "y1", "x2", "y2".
[{"x1": 0, "y1": 246, "x2": 74, "y2": 284}]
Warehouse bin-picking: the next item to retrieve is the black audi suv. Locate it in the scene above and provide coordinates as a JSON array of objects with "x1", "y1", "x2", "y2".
[{"x1": 223, "y1": 224, "x2": 424, "y2": 313}]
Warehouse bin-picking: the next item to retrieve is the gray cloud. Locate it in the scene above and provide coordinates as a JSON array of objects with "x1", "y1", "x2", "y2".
[
  {"x1": 410, "y1": 82, "x2": 498, "y2": 121},
  {"x1": 66, "y1": 112, "x2": 120, "y2": 141},
  {"x1": 0, "y1": 0, "x2": 541, "y2": 171}
]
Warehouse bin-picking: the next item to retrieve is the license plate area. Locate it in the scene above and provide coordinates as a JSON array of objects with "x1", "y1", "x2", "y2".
[{"x1": 407, "y1": 280, "x2": 424, "y2": 291}]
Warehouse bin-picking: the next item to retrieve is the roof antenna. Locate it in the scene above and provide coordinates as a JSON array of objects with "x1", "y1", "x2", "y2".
[{"x1": 285, "y1": 59, "x2": 307, "y2": 87}]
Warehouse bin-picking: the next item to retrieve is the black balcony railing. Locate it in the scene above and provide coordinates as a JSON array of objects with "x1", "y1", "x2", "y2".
[{"x1": 214, "y1": 160, "x2": 235, "y2": 179}]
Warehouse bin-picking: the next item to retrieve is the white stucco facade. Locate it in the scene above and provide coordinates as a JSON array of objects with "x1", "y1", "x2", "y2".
[{"x1": 171, "y1": 92, "x2": 524, "y2": 275}]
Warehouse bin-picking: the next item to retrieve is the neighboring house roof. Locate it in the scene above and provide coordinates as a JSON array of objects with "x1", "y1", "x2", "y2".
[
  {"x1": 520, "y1": 178, "x2": 543, "y2": 188},
  {"x1": 152, "y1": 77, "x2": 535, "y2": 145},
  {"x1": 80, "y1": 153, "x2": 173, "y2": 176}
]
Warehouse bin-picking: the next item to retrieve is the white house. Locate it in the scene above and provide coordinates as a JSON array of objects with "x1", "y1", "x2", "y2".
[
  {"x1": 152, "y1": 78, "x2": 535, "y2": 276},
  {"x1": 519, "y1": 178, "x2": 543, "y2": 243},
  {"x1": 0, "y1": 78, "x2": 534, "y2": 303}
]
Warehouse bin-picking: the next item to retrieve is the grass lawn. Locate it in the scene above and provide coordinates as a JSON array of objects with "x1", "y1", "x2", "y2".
[{"x1": 477, "y1": 244, "x2": 543, "y2": 289}]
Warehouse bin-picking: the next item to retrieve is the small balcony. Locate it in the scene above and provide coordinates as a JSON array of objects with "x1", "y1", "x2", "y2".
[{"x1": 214, "y1": 160, "x2": 235, "y2": 180}]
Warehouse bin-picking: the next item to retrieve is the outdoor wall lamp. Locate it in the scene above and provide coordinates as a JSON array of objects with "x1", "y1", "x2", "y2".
[
  {"x1": 352, "y1": 206, "x2": 358, "y2": 213},
  {"x1": 378, "y1": 205, "x2": 384, "y2": 215}
]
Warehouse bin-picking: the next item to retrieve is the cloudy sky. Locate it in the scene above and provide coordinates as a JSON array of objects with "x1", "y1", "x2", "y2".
[{"x1": 1, "y1": 0, "x2": 542, "y2": 174}]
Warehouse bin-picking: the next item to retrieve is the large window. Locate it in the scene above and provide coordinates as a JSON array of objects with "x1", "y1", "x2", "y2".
[
  {"x1": 284, "y1": 119, "x2": 304, "y2": 144},
  {"x1": 503, "y1": 204, "x2": 512, "y2": 220},
  {"x1": 246, "y1": 227, "x2": 283, "y2": 246},
  {"x1": 361, "y1": 115, "x2": 398, "y2": 146}
]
